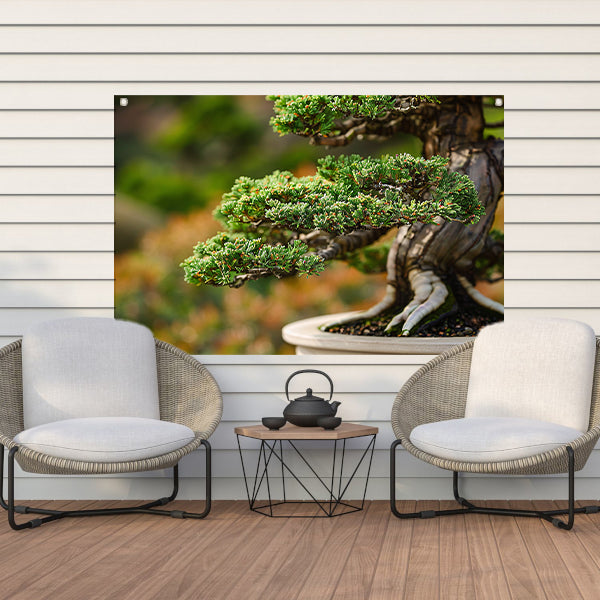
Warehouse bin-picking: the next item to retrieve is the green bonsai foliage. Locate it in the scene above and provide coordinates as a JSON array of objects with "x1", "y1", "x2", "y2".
[
  {"x1": 269, "y1": 94, "x2": 438, "y2": 139},
  {"x1": 182, "y1": 153, "x2": 481, "y2": 287},
  {"x1": 182, "y1": 94, "x2": 503, "y2": 336}
]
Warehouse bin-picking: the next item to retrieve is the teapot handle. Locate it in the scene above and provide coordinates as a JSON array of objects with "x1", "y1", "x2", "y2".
[{"x1": 285, "y1": 369, "x2": 334, "y2": 403}]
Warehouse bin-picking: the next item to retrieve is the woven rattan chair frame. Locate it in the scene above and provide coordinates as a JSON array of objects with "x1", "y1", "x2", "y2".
[
  {"x1": 0, "y1": 338, "x2": 223, "y2": 530},
  {"x1": 390, "y1": 339, "x2": 600, "y2": 530}
]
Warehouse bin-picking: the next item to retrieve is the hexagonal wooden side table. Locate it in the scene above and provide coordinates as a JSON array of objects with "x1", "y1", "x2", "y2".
[{"x1": 235, "y1": 423, "x2": 378, "y2": 517}]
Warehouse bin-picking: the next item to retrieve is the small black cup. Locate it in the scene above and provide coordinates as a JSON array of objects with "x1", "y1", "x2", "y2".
[
  {"x1": 317, "y1": 416, "x2": 342, "y2": 430},
  {"x1": 262, "y1": 417, "x2": 286, "y2": 430}
]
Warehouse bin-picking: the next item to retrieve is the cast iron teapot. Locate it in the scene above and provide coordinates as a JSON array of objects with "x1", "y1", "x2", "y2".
[{"x1": 283, "y1": 369, "x2": 341, "y2": 427}]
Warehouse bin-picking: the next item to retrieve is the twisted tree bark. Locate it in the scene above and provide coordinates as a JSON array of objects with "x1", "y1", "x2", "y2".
[{"x1": 326, "y1": 96, "x2": 504, "y2": 335}]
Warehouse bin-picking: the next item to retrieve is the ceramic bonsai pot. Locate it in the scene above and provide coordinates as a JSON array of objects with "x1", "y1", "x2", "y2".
[{"x1": 282, "y1": 312, "x2": 469, "y2": 355}]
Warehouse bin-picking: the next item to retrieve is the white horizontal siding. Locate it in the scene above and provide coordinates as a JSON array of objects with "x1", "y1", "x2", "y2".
[
  {"x1": 0, "y1": 308, "x2": 113, "y2": 334},
  {"x1": 1, "y1": 82, "x2": 599, "y2": 110},
  {"x1": 0, "y1": 253, "x2": 114, "y2": 279},
  {"x1": 210, "y1": 364, "x2": 419, "y2": 395},
  {"x1": 0, "y1": 25, "x2": 599, "y2": 53},
  {"x1": 0, "y1": 168, "x2": 112, "y2": 194},
  {"x1": 2, "y1": 54, "x2": 600, "y2": 82},
  {"x1": 505, "y1": 140, "x2": 600, "y2": 166},
  {"x1": 3, "y1": 0, "x2": 599, "y2": 24},
  {"x1": 0, "y1": 111, "x2": 112, "y2": 138},
  {"x1": 506, "y1": 224, "x2": 600, "y2": 251},
  {"x1": 507, "y1": 309, "x2": 600, "y2": 331},
  {"x1": 506, "y1": 112, "x2": 600, "y2": 138},
  {"x1": 0, "y1": 281, "x2": 112, "y2": 308},
  {"x1": 0, "y1": 224, "x2": 112, "y2": 251},
  {"x1": 2, "y1": 1, "x2": 600, "y2": 501},
  {"x1": 0, "y1": 197, "x2": 113, "y2": 222},
  {"x1": 0, "y1": 140, "x2": 113, "y2": 166},
  {"x1": 506, "y1": 281, "x2": 600, "y2": 308},
  {"x1": 505, "y1": 253, "x2": 600, "y2": 279},
  {"x1": 504, "y1": 196, "x2": 600, "y2": 222}
]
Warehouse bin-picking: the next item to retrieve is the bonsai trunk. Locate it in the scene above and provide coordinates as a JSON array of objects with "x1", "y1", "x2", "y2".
[{"x1": 328, "y1": 96, "x2": 504, "y2": 335}]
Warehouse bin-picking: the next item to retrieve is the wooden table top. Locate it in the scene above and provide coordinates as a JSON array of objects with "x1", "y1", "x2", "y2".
[{"x1": 234, "y1": 422, "x2": 378, "y2": 440}]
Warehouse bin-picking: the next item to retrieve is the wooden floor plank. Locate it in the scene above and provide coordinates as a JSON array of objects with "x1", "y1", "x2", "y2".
[
  {"x1": 1, "y1": 499, "x2": 598, "y2": 600},
  {"x1": 532, "y1": 500, "x2": 600, "y2": 600},
  {"x1": 217, "y1": 502, "x2": 324, "y2": 600},
  {"x1": 0, "y1": 500, "x2": 134, "y2": 597},
  {"x1": 367, "y1": 501, "x2": 416, "y2": 600},
  {"x1": 439, "y1": 500, "x2": 476, "y2": 600},
  {"x1": 509, "y1": 500, "x2": 582, "y2": 600},
  {"x1": 257, "y1": 503, "x2": 342, "y2": 600},
  {"x1": 331, "y1": 500, "x2": 391, "y2": 600},
  {"x1": 403, "y1": 500, "x2": 440, "y2": 600},
  {"x1": 295, "y1": 503, "x2": 368, "y2": 600},
  {"x1": 9, "y1": 501, "x2": 196, "y2": 600},
  {"x1": 171, "y1": 503, "x2": 286, "y2": 600},
  {"x1": 177, "y1": 505, "x2": 306, "y2": 600},
  {"x1": 90, "y1": 501, "x2": 246, "y2": 600},
  {"x1": 576, "y1": 501, "x2": 600, "y2": 532},
  {"x1": 570, "y1": 501, "x2": 600, "y2": 569},
  {"x1": 487, "y1": 500, "x2": 547, "y2": 600},
  {"x1": 0, "y1": 500, "x2": 97, "y2": 552},
  {"x1": 464, "y1": 507, "x2": 512, "y2": 600}
]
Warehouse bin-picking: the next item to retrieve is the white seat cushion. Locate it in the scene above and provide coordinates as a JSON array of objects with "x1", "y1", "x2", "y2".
[
  {"x1": 14, "y1": 417, "x2": 195, "y2": 463},
  {"x1": 466, "y1": 318, "x2": 596, "y2": 432},
  {"x1": 410, "y1": 417, "x2": 581, "y2": 463},
  {"x1": 22, "y1": 318, "x2": 160, "y2": 429}
]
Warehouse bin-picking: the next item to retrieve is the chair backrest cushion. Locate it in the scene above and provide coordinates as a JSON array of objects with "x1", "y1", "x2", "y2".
[
  {"x1": 465, "y1": 318, "x2": 597, "y2": 432},
  {"x1": 22, "y1": 318, "x2": 160, "y2": 429}
]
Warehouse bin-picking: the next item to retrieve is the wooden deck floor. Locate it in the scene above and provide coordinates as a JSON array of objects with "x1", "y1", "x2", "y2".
[{"x1": 1, "y1": 500, "x2": 600, "y2": 599}]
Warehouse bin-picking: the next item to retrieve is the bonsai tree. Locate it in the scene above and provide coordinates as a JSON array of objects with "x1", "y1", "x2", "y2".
[{"x1": 182, "y1": 95, "x2": 503, "y2": 336}]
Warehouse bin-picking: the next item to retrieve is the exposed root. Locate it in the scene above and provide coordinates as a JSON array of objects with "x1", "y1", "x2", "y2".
[
  {"x1": 387, "y1": 270, "x2": 449, "y2": 336},
  {"x1": 323, "y1": 269, "x2": 504, "y2": 337},
  {"x1": 456, "y1": 274, "x2": 504, "y2": 315},
  {"x1": 322, "y1": 269, "x2": 451, "y2": 336},
  {"x1": 321, "y1": 284, "x2": 397, "y2": 328}
]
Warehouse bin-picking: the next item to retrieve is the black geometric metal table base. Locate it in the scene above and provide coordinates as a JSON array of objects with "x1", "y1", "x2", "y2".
[
  {"x1": 237, "y1": 434, "x2": 376, "y2": 518},
  {"x1": 0, "y1": 441, "x2": 212, "y2": 531},
  {"x1": 390, "y1": 439, "x2": 600, "y2": 531}
]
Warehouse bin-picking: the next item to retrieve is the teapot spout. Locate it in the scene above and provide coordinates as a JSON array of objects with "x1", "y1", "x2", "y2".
[{"x1": 329, "y1": 401, "x2": 342, "y2": 415}]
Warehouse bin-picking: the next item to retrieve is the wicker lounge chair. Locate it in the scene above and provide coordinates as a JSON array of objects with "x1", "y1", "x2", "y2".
[
  {"x1": 0, "y1": 318, "x2": 222, "y2": 530},
  {"x1": 390, "y1": 318, "x2": 600, "y2": 530}
]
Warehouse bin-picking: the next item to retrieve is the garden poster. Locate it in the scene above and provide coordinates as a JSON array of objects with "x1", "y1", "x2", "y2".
[{"x1": 114, "y1": 95, "x2": 504, "y2": 354}]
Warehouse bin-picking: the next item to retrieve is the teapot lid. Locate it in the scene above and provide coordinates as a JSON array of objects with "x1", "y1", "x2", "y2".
[{"x1": 295, "y1": 388, "x2": 325, "y2": 402}]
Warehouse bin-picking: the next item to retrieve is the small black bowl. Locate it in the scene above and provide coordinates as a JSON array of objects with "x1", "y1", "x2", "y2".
[
  {"x1": 317, "y1": 417, "x2": 342, "y2": 430},
  {"x1": 262, "y1": 417, "x2": 286, "y2": 430}
]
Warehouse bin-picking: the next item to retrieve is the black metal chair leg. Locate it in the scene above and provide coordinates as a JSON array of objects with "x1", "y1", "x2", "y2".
[
  {"x1": 390, "y1": 439, "x2": 471, "y2": 519},
  {"x1": 390, "y1": 439, "x2": 406, "y2": 518},
  {"x1": 550, "y1": 445, "x2": 575, "y2": 530},
  {"x1": 4, "y1": 440, "x2": 212, "y2": 530},
  {"x1": 186, "y1": 439, "x2": 211, "y2": 519},
  {"x1": 131, "y1": 439, "x2": 212, "y2": 520},
  {"x1": 391, "y1": 441, "x2": 595, "y2": 530},
  {"x1": 453, "y1": 472, "x2": 476, "y2": 509},
  {"x1": 8, "y1": 446, "x2": 43, "y2": 530}
]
